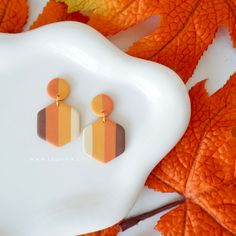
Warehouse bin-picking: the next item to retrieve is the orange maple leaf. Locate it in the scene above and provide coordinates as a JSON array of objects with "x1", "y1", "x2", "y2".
[
  {"x1": 129, "y1": 0, "x2": 236, "y2": 82},
  {"x1": 0, "y1": 0, "x2": 28, "y2": 33},
  {"x1": 59, "y1": 0, "x2": 236, "y2": 82},
  {"x1": 57, "y1": 0, "x2": 159, "y2": 35},
  {"x1": 30, "y1": 0, "x2": 88, "y2": 30},
  {"x1": 79, "y1": 224, "x2": 120, "y2": 236},
  {"x1": 146, "y1": 74, "x2": 236, "y2": 235}
]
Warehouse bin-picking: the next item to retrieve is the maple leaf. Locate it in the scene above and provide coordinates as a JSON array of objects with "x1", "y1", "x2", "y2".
[
  {"x1": 58, "y1": 0, "x2": 236, "y2": 82},
  {"x1": 0, "y1": 0, "x2": 28, "y2": 33},
  {"x1": 129, "y1": 0, "x2": 236, "y2": 82},
  {"x1": 79, "y1": 224, "x2": 120, "y2": 236},
  {"x1": 30, "y1": 0, "x2": 88, "y2": 30},
  {"x1": 56, "y1": 0, "x2": 159, "y2": 35},
  {"x1": 146, "y1": 73, "x2": 236, "y2": 235}
]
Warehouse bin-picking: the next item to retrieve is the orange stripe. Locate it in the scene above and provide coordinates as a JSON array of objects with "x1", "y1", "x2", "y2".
[
  {"x1": 104, "y1": 120, "x2": 116, "y2": 163},
  {"x1": 55, "y1": 79, "x2": 59, "y2": 97},
  {"x1": 46, "y1": 103, "x2": 58, "y2": 146},
  {"x1": 102, "y1": 94, "x2": 113, "y2": 116},
  {"x1": 92, "y1": 119, "x2": 105, "y2": 162},
  {"x1": 102, "y1": 94, "x2": 106, "y2": 111},
  {"x1": 48, "y1": 78, "x2": 59, "y2": 99},
  {"x1": 58, "y1": 78, "x2": 70, "y2": 99},
  {"x1": 93, "y1": 95, "x2": 103, "y2": 115},
  {"x1": 58, "y1": 103, "x2": 71, "y2": 146}
]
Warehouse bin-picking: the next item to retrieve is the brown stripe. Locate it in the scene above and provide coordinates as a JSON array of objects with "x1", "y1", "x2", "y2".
[
  {"x1": 37, "y1": 108, "x2": 46, "y2": 140},
  {"x1": 116, "y1": 124, "x2": 125, "y2": 157}
]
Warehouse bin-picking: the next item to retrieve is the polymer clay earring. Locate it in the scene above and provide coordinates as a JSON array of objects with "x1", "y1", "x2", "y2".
[
  {"x1": 83, "y1": 94, "x2": 125, "y2": 163},
  {"x1": 37, "y1": 78, "x2": 80, "y2": 146}
]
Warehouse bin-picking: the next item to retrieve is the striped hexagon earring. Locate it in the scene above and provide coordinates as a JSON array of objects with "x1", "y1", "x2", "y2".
[
  {"x1": 37, "y1": 78, "x2": 80, "y2": 147},
  {"x1": 83, "y1": 94, "x2": 125, "y2": 163}
]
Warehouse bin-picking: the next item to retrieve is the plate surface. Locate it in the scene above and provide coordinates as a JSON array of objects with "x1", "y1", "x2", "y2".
[{"x1": 0, "y1": 22, "x2": 190, "y2": 236}]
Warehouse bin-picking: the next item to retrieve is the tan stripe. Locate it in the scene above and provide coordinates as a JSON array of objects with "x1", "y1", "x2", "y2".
[
  {"x1": 93, "y1": 119, "x2": 105, "y2": 162},
  {"x1": 104, "y1": 120, "x2": 116, "y2": 163},
  {"x1": 46, "y1": 103, "x2": 58, "y2": 146},
  {"x1": 58, "y1": 103, "x2": 71, "y2": 146},
  {"x1": 70, "y1": 108, "x2": 80, "y2": 141},
  {"x1": 83, "y1": 124, "x2": 93, "y2": 156}
]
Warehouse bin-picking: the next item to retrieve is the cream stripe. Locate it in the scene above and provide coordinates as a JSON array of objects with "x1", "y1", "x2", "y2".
[
  {"x1": 70, "y1": 108, "x2": 80, "y2": 141},
  {"x1": 83, "y1": 125, "x2": 93, "y2": 156}
]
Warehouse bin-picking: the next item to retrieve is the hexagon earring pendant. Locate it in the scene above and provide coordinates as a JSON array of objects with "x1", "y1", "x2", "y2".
[
  {"x1": 37, "y1": 78, "x2": 80, "y2": 147},
  {"x1": 83, "y1": 94, "x2": 125, "y2": 163}
]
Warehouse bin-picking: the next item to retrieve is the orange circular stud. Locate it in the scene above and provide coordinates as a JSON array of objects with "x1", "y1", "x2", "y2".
[
  {"x1": 47, "y1": 78, "x2": 70, "y2": 101},
  {"x1": 92, "y1": 94, "x2": 114, "y2": 117}
]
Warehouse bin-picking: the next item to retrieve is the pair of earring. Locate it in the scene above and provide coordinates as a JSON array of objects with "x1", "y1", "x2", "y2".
[{"x1": 37, "y1": 78, "x2": 125, "y2": 163}]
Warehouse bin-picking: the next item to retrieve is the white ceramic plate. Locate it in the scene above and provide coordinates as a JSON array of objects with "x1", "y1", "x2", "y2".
[{"x1": 0, "y1": 22, "x2": 190, "y2": 236}]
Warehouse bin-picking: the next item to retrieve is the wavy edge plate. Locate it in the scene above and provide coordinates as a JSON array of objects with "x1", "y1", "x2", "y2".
[{"x1": 0, "y1": 22, "x2": 190, "y2": 236}]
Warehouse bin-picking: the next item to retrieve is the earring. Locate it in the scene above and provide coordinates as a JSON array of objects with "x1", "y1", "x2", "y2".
[
  {"x1": 37, "y1": 78, "x2": 80, "y2": 147},
  {"x1": 83, "y1": 94, "x2": 125, "y2": 163}
]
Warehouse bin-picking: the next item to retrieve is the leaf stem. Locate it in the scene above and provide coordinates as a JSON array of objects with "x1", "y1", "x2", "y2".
[{"x1": 120, "y1": 198, "x2": 185, "y2": 232}]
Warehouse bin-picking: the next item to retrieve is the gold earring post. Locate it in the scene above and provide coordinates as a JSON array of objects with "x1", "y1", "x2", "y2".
[
  {"x1": 56, "y1": 95, "x2": 60, "y2": 107},
  {"x1": 102, "y1": 112, "x2": 106, "y2": 123}
]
